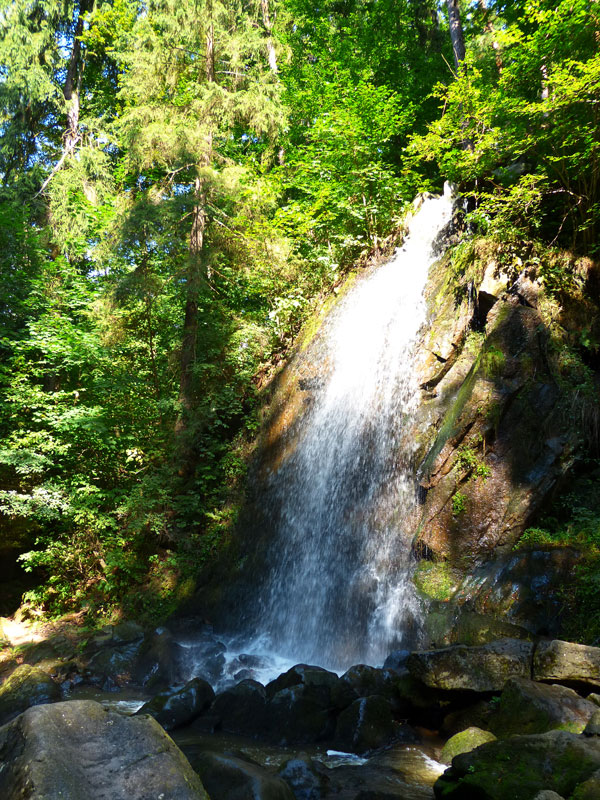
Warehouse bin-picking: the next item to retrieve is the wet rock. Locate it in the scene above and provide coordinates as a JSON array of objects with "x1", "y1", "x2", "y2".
[
  {"x1": 0, "y1": 699, "x2": 208, "y2": 799},
  {"x1": 132, "y1": 628, "x2": 176, "y2": 689},
  {"x1": 333, "y1": 695, "x2": 397, "y2": 754},
  {"x1": 84, "y1": 624, "x2": 146, "y2": 687},
  {"x1": 267, "y1": 683, "x2": 335, "y2": 744},
  {"x1": 445, "y1": 550, "x2": 581, "y2": 640},
  {"x1": 277, "y1": 756, "x2": 329, "y2": 800},
  {"x1": 137, "y1": 677, "x2": 214, "y2": 730},
  {"x1": 382, "y1": 650, "x2": 411, "y2": 672},
  {"x1": 191, "y1": 750, "x2": 295, "y2": 800},
  {"x1": 433, "y1": 730, "x2": 600, "y2": 800},
  {"x1": 408, "y1": 639, "x2": 534, "y2": 692},
  {"x1": 488, "y1": 677, "x2": 597, "y2": 737},
  {"x1": 266, "y1": 664, "x2": 340, "y2": 700},
  {"x1": 440, "y1": 726, "x2": 496, "y2": 764},
  {"x1": 0, "y1": 663, "x2": 60, "y2": 725},
  {"x1": 533, "y1": 640, "x2": 600, "y2": 688},
  {"x1": 211, "y1": 679, "x2": 267, "y2": 736}
]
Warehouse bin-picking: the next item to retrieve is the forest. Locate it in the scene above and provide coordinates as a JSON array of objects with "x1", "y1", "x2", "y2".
[{"x1": 1, "y1": 0, "x2": 599, "y2": 629}]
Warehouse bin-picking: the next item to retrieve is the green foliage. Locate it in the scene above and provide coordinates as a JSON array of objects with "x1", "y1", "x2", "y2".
[
  {"x1": 452, "y1": 492, "x2": 467, "y2": 517},
  {"x1": 455, "y1": 445, "x2": 491, "y2": 480},
  {"x1": 410, "y1": 0, "x2": 600, "y2": 252}
]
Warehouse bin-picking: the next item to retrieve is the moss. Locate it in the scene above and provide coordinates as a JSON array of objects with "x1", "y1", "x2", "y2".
[
  {"x1": 421, "y1": 352, "x2": 482, "y2": 477},
  {"x1": 413, "y1": 560, "x2": 461, "y2": 601},
  {"x1": 440, "y1": 727, "x2": 497, "y2": 764},
  {"x1": 298, "y1": 271, "x2": 358, "y2": 352}
]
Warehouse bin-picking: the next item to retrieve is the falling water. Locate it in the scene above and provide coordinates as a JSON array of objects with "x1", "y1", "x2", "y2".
[{"x1": 252, "y1": 190, "x2": 454, "y2": 671}]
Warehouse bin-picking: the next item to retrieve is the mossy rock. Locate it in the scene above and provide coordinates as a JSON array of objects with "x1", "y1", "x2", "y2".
[
  {"x1": 440, "y1": 726, "x2": 497, "y2": 764},
  {"x1": 488, "y1": 678, "x2": 597, "y2": 738},
  {"x1": 434, "y1": 730, "x2": 600, "y2": 800},
  {"x1": 0, "y1": 663, "x2": 61, "y2": 725},
  {"x1": 413, "y1": 561, "x2": 462, "y2": 602}
]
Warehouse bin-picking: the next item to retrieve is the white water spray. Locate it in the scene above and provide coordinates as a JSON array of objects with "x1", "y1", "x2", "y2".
[{"x1": 252, "y1": 190, "x2": 454, "y2": 671}]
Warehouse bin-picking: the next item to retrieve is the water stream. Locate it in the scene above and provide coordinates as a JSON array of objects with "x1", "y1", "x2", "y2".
[{"x1": 250, "y1": 189, "x2": 454, "y2": 671}]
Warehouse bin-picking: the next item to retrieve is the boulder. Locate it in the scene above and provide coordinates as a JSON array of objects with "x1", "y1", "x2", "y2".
[
  {"x1": 532, "y1": 794, "x2": 565, "y2": 800},
  {"x1": 137, "y1": 676, "x2": 215, "y2": 730},
  {"x1": 440, "y1": 726, "x2": 496, "y2": 764},
  {"x1": 339, "y1": 665, "x2": 401, "y2": 706},
  {"x1": 408, "y1": 639, "x2": 534, "y2": 692},
  {"x1": 488, "y1": 678, "x2": 597, "y2": 737},
  {"x1": 534, "y1": 640, "x2": 600, "y2": 688},
  {"x1": 584, "y1": 710, "x2": 600, "y2": 736},
  {"x1": 86, "y1": 638, "x2": 145, "y2": 687},
  {"x1": 191, "y1": 750, "x2": 295, "y2": 800},
  {"x1": 0, "y1": 699, "x2": 208, "y2": 799},
  {"x1": 333, "y1": 695, "x2": 397, "y2": 754},
  {"x1": 132, "y1": 628, "x2": 176, "y2": 689},
  {"x1": 571, "y1": 769, "x2": 600, "y2": 799},
  {"x1": 211, "y1": 679, "x2": 267, "y2": 736},
  {"x1": 442, "y1": 699, "x2": 495, "y2": 736},
  {"x1": 266, "y1": 663, "x2": 340, "y2": 701},
  {"x1": 277, "y1": 757, "x2": 329, "y2": 800},
  {"x1": 266, "y1": 683, "x2": 335, "y2": 744},
  {"x1": 433, "y1": 730, "x2": 600, "y2": 800},
  {"x1": 0, "y1": 663, "x2": 60, "y2": 725}
]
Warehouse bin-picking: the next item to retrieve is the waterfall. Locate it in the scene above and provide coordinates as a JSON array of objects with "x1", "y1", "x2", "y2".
[{"x1": 253, "y1": 189, "x2": 454, "y2": 671}]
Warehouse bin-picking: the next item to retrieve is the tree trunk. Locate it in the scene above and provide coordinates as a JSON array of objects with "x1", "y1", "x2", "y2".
[
  {"x1": 446, "y1": 0, "x2": 466, "y2": 70},
  {"x1": 260, "y1": 0, "x2": 278, "y2": 73},
  {"x1": 176, "y1": 7, "x2": 215, "y2": 448},
  {"x1": 64, "y1": 0, "x2": 93, "y2": 151}
]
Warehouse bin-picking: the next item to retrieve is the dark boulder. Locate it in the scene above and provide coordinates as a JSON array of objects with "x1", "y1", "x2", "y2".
[
  {"x1": 333, "y1": 695, "x2": 397, "y2": 754},
  {"x1": 191, "y1": 750, "x2": 295, "y2": 800},
  {"x1": 266, "y1": 664, "x2": 340, "y2": 701},
  {"x1": 132, "y1": 628, "x2": 176, "y2": 689},
  {"x1": 211, "y1": 679, "x2": 267, "y2": 736},
  {"x1": 266, "y1": 683, "x2": 335, "y2": 744},
  {"x1": 277, "y1": 757, "x2": 329, "y2": 800},
  {"x1": 137, "y1": 677, "x2": 215, "y2": 730}
]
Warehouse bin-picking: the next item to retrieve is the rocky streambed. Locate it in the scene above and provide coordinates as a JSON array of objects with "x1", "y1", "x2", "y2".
[{"x1": 3, "y1": 620, "x2": 600, "y2": 799}]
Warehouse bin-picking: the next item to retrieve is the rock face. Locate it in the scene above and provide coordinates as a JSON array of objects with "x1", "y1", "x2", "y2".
[
  {"x1": 413, "y1": 246, "x2": 580, "y2": 564},
  {"x1": 534, "y1": 640, "x2": 600, "y2": 687},
  {"x1": 0, "y1": 663, "x2": 61, "y2": 725},
  {"x1": 488, "y1": 677, "x2": 597, "y2": 737},
  {"x1": 434, "y1": 730, "x2": 600, "y2": 800},
  {"x1": 407, "y1": 639, "x2": 534, "y2": 692},
  {"x1": 0, "y1": 699, "x2": 208, "y2": 799},
  {"x1": 137, "y1": 676, "x2": 215, "y2": 730}
]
